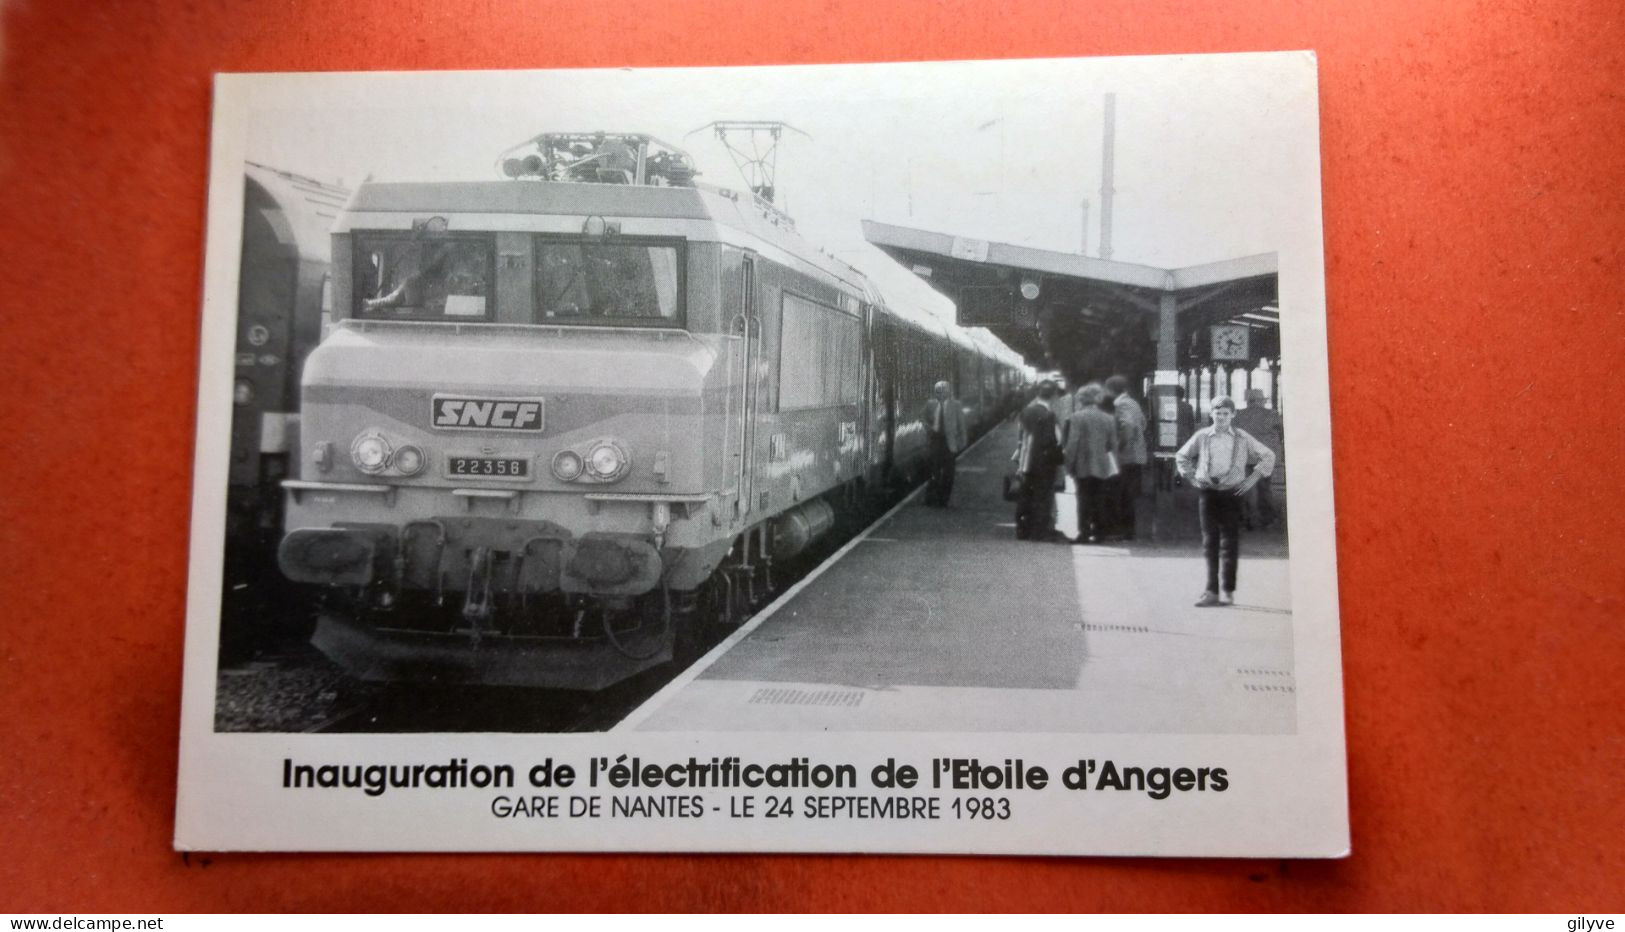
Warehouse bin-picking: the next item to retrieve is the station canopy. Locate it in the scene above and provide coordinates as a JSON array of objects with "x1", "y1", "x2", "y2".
[{"x1": 863, "y1": 220, "x2": 1279, "y2": 381}]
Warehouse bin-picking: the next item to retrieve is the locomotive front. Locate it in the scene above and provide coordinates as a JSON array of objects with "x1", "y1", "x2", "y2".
[{"x1": 277, "y1": 179, "x2": 736, "y2": 689}]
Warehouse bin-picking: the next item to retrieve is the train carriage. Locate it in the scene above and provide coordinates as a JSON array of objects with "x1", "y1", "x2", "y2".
[
  {"x1": 275, "y1": 133, "x2": 1020, "y2": 689},
  {"x1": 222, "y1": 164, "x2": 348, "y2": 658}
]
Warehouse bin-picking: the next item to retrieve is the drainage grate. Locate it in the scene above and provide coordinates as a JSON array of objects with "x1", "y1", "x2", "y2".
[
  {"x1": 747, "y1": 687, "x2": 865, "y2": 707},
  {"x1": 1236, "y1": 667, "x2": 1296, "y2": 694},
  {"x1": 1083, "y1": 624, "x2": 1151, "y2": 634}
]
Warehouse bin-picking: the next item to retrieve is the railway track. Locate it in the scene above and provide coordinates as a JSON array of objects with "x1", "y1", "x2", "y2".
[{"x1": 302, "y1": 661, "x2": 676, "y2": 733}]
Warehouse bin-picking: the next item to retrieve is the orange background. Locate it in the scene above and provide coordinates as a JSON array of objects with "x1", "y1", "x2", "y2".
[{"x1": 2, "y1": 0, "x2": 1621, "y2": 913}]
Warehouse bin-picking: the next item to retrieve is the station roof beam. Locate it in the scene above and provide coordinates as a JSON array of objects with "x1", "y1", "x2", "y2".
[{"x1": 862, "y1": 219, "x2": 1279, "y2": 382}]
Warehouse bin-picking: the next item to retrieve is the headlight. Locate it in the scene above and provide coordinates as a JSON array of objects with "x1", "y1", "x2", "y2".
[
  {"x1": 393, "y1": 444, "x2": 425, "y2": 476},
  {"x1": 551, "y1": 450, "x2": 584, "y2": 481},
  {"x1": 234, "y1": 379, "x2": 255, "y2": 406},
  {"x1": 584, "y1": 440, "x2": 630, "y2": 481},
  {"x1": 350, "y1": 431, "x2": 392, "y2": 474}
]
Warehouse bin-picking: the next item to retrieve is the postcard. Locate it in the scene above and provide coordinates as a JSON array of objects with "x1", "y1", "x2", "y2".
[{"x1": 177, "y1": 52, "x2": 1346, "y2": 855}]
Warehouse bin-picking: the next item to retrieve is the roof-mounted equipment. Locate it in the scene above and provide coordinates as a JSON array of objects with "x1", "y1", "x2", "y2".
[
  {"x1": 686, "y1": 120, "x2": 809, "y2": 205},
  {"x1": 496, "y1": 132, "x2": 699, "y2": 187}
]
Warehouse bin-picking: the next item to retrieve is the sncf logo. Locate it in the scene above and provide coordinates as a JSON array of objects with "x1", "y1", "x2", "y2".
[{"x1": 431, "y1": 395, "x2": 545, "y2": 432}]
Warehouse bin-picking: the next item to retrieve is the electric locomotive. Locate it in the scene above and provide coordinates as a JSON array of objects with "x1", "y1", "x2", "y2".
[{"x1": 276, "y1": 133, "x2": 1020, "y2": 689}]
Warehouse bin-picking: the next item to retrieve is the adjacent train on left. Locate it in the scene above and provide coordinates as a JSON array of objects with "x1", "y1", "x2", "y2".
[
  {"x1": 273, "y1": 132, "x2": 1025, "y2": 689},
  {"x1": 221, "y1": 164, "x2": 348, "y2": 658}
]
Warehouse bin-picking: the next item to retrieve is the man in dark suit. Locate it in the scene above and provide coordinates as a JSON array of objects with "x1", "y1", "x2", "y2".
[
  {"x1": 922, "y1": 380, "x2": 967, "y2": 507},
  {"x1": 1014, "y1": 380, "x2": 1064, "y2": 540}
]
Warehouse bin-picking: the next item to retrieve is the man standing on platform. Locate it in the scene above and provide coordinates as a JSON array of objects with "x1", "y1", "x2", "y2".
[
  {"x1": 1175, "y1": 395, "x2": 1276, "y2": 607},
  {"x1": 1050, "y1": 377, "x2": 1075, "y2": 425},
  {"x1": 1062, "y1": 383, "x2": 1119, "y2": 544},
  {"x1": 1014, "y1": 380, "x2": 1064, "y2": 540},
  {"x1": 1104, "y1": 375, "x2": 1148, "y2": 541},
  {"x1": 923, "y1": 380, "x2": 967, "y2": 507},
  {"x1": 1232, "y1": 387, "x2": 1285, "y2": 528}
]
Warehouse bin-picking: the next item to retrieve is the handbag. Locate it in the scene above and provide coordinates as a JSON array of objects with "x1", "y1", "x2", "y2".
[
  {"x1": 1104, "y1": 451, "x2": 1120, "y2": 479},
  {"x1": 1002, "y1": 472, "x2": 1024, "y2": 502}
]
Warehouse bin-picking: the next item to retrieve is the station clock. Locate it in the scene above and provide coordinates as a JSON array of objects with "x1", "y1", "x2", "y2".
[{"x1": 1210, "y1": 323, "x2": 1250, "y2": 362}]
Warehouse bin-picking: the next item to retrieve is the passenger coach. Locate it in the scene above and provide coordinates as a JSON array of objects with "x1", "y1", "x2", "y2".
[{"x1": 223, "y1": 164, "x2": 348, "y2": 659}]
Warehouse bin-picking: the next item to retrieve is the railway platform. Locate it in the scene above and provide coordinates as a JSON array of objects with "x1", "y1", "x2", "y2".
[{"x1": 618, "y1": 417, "x2": 1295, "y2": 735}]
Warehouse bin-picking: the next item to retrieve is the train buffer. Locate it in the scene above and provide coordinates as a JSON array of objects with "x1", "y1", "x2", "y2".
[{"x1": 617, "y1": 418, "x2": 1297, "y2": 735}]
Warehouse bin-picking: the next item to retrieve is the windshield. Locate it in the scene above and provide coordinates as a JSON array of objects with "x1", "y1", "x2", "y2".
[
  {"x1": 355, "y1": 234, "x2": 493, "y2": 320},
  {"x1": 536, "y1": 240, "x2": 681, "y2": 322}
]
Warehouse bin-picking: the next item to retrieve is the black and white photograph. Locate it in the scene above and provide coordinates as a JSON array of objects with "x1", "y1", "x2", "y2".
[{"x1": 177, "y1": 53, "x2": 1346, "y2": 855}]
